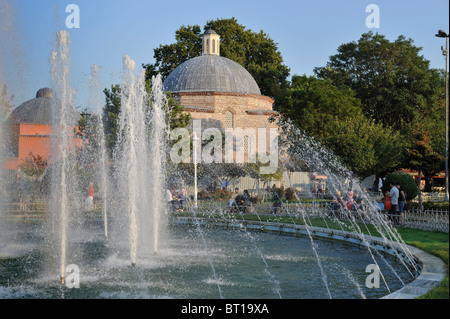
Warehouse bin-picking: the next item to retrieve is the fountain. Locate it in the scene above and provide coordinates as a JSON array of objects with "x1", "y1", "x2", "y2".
[
  {"x1": 108, "y1": 56, "x2": 168, "y2": 267},
  {"x1": 0, "y1": 50, "x2": 423, "y2": 296},
  {"x1": 87, "y1": 64, "x2": 109, "y2": 242},
  {"x1": 0, "y1": 24, "x2": 431, "y2": 299},
  {"x1": 49, "y1": 30, "x2": 78, "y2": 285}
]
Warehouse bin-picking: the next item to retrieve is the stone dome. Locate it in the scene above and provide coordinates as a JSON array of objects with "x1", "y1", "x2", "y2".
[
  {"x1": 163, "y1": 54, "x2": 262, "y2": 96},
  {"x1": 8, "y1": 88, "x2": 80, "y2": 125}
]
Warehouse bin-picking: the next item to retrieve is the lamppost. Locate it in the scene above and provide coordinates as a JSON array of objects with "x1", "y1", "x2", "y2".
[
  {"x1": 435, "y1": 29, "x2": 449, "y2": 201},
  {"x1": 193, "y1": 132, "x2": 199, "y2": 208}
]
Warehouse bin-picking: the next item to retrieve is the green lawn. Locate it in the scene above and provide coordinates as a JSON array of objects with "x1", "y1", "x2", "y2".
[{"x1": 395, "y1": 228, "x2": 449, "y2": 299}]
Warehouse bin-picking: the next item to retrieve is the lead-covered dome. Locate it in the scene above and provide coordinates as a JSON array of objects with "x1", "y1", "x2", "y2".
[
  {"x1": 163, "y1": 29, "x2": 261, "y2": 96},
  {"x1": 8, "y1": 88, "x2": 80, "y2": 125},
  {"x1": 164, "y1": 55, "x2": 261, "y2": 95}
]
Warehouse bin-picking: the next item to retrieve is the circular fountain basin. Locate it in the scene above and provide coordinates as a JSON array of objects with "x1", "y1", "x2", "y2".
[{"x1": 0, "y1": 218, "x2": 416, "y2": 299}]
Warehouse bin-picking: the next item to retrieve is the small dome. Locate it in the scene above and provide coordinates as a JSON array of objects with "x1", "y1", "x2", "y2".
[
  {"x1": 204, "y1": 29, "x2": 217, "y2": 35},
  {"x1": 8, "y1": 88, "x2": 80, "y2": 125},
  {"x1": 163, "y1": 55, "x2": 261, "y2": 95},
  {"x1": 36, "y1": 87, "x2": 54, "y2": 98}
]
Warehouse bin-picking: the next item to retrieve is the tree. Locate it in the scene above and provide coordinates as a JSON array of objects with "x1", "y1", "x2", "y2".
[
  {"x1": 143, "y1": 18, "x2": 290, "y2": 103},
  {"x1": 382, "y1": 172, "x2": 417, "y2": 202},
  {"x1": 101, "y1": 79, "x2": 191, "y2": 155},
  {"x1": 369, "y1": 119, "x2": 406, "y2": 186},
  {"x1": 19, "y1": 152, "x2": 48, "y2": 199},
  {"x1": 322, "y1": 114, "x2": 377, "y2": 177},
  {"x1": 407, "y1": 125, "x2": 443, "y2": 192},
  {"x1": 277, "y1": 75, "x2": 362, "y2": 139},
  {"x1": 102, "y1": 84, "x2": 121, "y2": 153},
  {"x1": 277, "y1": 75, "x2": 404, "y2": 178},
  {"x1": 144, "y1": 25, "x2": 203, "y2": 80},
  {"x1": 19, "y1": 152, "x2": 48, "y2": 179},
  {"x1": 315, "y1": 32, "x2": 443, "y2": 134}
]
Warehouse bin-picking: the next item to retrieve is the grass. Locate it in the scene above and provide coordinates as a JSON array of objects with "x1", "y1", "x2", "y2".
[
  {"x1": 177, "y1": 210, "x2": 449, "y2": 299},
  {"x1": 395, "y1": 228, "x2": 449, "y2": 299}
]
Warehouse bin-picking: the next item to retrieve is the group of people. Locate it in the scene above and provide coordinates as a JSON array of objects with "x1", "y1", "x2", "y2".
[
  {"x1": 166, "y1": 188, "x2": 187, "y2": 212},
  {"x1": 329, "y1": 189, "x2": 366, "y2": 216},
  {"x1": 383, "y1": 182, "x2": 407, "y2": 226},
  {"x1": 227, "y1": 187, "x2": 253, "y2": 213}
]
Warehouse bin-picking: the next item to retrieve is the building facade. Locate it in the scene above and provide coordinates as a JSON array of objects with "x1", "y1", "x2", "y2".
[
  {"x1": 4, "y1": 87, "x2": 80, "y2": 171},
  {"x1": 163, "y1": 30, "x2": 279, "y2": 162}
]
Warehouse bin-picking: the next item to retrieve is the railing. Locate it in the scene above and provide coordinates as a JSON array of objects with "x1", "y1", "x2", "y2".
[
  {"x1": 2, "y1": 200, "x2": 448, "y2": 233},
  {"x1": 402, "y1": 208, "x2": 449, "y2": 233}
]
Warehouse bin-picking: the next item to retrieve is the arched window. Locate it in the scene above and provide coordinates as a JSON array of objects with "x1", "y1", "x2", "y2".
[
  {"x1": 206, "y1": 39, "x2": 210, "y2": 53},
  {"x1": 212, "y1": 39, "x2": 215, "y2": 53},
  {"x1": 225, "y1": 111, "x2": 233, "y2": 129}
]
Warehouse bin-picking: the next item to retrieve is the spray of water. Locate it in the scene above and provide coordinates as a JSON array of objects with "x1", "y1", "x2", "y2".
[
  {"x1": 88, "y1": 64, "x2": 110, "y2": 241},
  {"x1": 49, "y1": 30, "x2": 77, "y2": 285},
  {"x1": 113, "y1": 56, "x2": 168, "y2": 266}
]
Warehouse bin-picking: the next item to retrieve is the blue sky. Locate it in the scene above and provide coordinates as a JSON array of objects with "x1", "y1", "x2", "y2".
[{"x1": 1, "y1": 0, "x2": 449, "y2": 112}]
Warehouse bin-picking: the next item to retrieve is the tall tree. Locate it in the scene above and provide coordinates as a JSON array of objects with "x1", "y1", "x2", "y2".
[
  {"x1": 407, "y1": 125, "x2": 444, "y2": 192},
  {"x1": 314, "y1": 32, "x2": 443, "y2": 134},
  {"x1": 323, "y1": 113, "x2": 405, "y2": 178},
  {"x1": 144, "y1": 25, "x2": 203, "y2": 80},
  {"x1": 143, "y1": 18, "x2": 290, "y2": 104},
  {"x1": 277, "y1": 75, "x2": 362, "y2": 139}
]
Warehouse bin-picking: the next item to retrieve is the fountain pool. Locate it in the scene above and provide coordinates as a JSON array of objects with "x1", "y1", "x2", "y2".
[{"x1": 0, "y1": 217, "x2": 414, "y2": 299}]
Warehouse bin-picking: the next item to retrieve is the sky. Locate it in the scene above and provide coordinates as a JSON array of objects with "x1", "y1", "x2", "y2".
[{"x1": 1, "y1": 0, "x2": 449, "y2": 112}]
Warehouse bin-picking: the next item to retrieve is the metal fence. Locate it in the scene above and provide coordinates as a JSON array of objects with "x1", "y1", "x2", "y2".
[
  {"x1": 190, "y1": 200, "x2": 449, "y2": 233},
  {"x1": 402, "y1": 208, "x2": 449, "y2": 233},
  {"x1": 2, "y1": 200, "x2": 448, "y2": 233}
]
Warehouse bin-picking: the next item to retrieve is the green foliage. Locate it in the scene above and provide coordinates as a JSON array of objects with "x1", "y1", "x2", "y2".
[
  {"x1": 314, "y1": 32, "x2": 443, "y2": 135},
  {"x1": 100, "y1": 79, "x2": 191, "y2": 155},
  {"x1": 381, "y1": 172, "x2": 418, "y2": 201},
  {"x1": 272, "y1": 187, "x2": 285, "y2": 200},
  {"x1": 278, "y1": 75, "x2": 362, "y2": 139},
  {"x1": 102, "y1": 84, "x2": 122, "y2": 153},
  {"x1": 143, "y1": 25, "x2": 203, "y2": 80},
  {"x1": 322, "y1": 114, "x2": 376, "y2": 177},
  {"x1": 143, "y1": 17, "x2": 290, "y2": 101},
  {"x1": 408, "y1": 201, "x2": 450, "y2": 210},
  {"x1": 407, "y1": 125, "x2": 444, "y2": 191},
  {"x1": 321, "y1": 113, "x2": 405, "y2": 177},
  {"x1": 19, "y1": 152, "x2": 47, "y2": 178},
  {"x1": 198, "y1": 189, "x2": 232, "y2": 201},
  {"x1": 312, "y1": 31, "x2": 445, "y2": 178},
  {"x1": 285, "y1": 187, "x2": 295, "y2": 201}
]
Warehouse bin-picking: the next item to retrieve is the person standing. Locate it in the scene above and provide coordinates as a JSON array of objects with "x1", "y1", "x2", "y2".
[
  {"x1": 387, "y1": 182, "x2": 399, "y2": 225},
  {"x1": 84, "y1": 182, "x2": 94, "y2": 211},
  {"x1": 397, "y1": 183, "x2": 406, "y2": 226}
]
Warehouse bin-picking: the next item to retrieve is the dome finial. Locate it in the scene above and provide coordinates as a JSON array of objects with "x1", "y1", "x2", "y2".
[
  {"x1": 202, "y1": 29, "x2": 220, "y2": 56},
  {"x1": 36, "y1": 87, "x2": 54, "y2": 98}
]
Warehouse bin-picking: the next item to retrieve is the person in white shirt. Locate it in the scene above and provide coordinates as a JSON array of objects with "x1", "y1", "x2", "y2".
[{"x1": 387, "y1": 182, "x2": 399, "y2": 225}]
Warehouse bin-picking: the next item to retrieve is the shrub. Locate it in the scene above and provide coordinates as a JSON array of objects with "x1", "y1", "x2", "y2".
[
  {"x1": 422, "y1": 201, "x2": 449, "y2": 210},
  {"x1": 285, "y1": 187, "x2": 295, "y2": 201},
  {"x1": 381, "y1": 172, "x2": 418, "y2": 201},
  {"x1": 272, "y1": 187, "x2": 284, "y2": 200}
]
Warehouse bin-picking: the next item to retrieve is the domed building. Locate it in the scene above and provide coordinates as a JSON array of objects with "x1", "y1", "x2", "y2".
[
  {"x1": 164, "y1": 30, "x2": 278, "y2": 159},
  {"x1": 4, "y1": 87, "x2": 80, "y2": 170}
]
